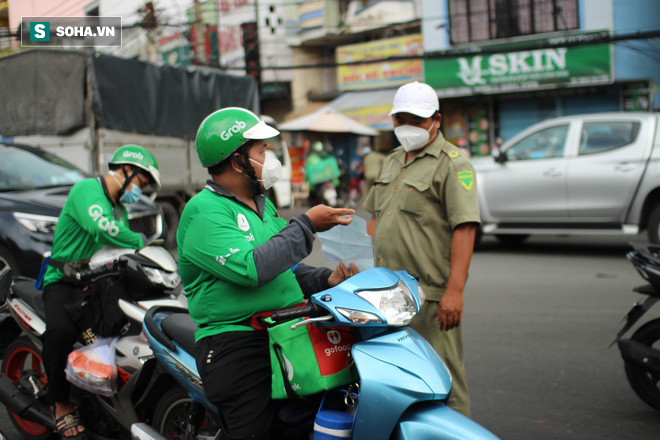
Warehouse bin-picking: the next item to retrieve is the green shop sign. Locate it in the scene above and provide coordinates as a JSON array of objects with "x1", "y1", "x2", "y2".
[{"x1": 425, "y1": 43, "x2": 612, "y2": 97}]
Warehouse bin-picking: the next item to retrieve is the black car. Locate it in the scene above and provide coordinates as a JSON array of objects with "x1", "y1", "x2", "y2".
[{"x1": 0, "y1": 142, "x2": 164, "y2": 278}]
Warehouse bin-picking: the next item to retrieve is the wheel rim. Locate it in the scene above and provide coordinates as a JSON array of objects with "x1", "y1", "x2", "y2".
[
  {"x1": 159, "y1": 397, "x2": 193, "y2": 440},
  {"x1": 3, "y1": 345, "x2": 50, "y2": 436}
]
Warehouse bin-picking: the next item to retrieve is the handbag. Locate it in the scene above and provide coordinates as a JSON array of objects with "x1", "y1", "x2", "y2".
[{"x1": 268, "y1": 318, "x2": 356, "y2": 400}]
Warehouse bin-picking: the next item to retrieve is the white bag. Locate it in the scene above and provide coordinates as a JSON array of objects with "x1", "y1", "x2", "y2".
[{"x1": 65, "y1": 337, "x2": 118, "y2": 397}]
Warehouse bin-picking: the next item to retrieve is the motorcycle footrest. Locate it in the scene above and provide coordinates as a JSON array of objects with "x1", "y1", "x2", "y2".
[{"x1": 618, "y1": 339, "x2": 660, "y2": 375}]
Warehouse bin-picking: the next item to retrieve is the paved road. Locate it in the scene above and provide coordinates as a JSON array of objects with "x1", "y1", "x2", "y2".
[{"x1": 3, "y1": 207, "x2": 660, "y2": 439}]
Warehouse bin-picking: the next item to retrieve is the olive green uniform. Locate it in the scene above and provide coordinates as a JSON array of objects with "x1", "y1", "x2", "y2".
[{"x1": 362, "y1": 132, "x2": 480, "y2": 417}]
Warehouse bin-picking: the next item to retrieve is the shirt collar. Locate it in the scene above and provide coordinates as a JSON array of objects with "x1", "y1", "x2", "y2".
[{"x1": 204, "y1": 179, "x2": 266, "y2": 219}]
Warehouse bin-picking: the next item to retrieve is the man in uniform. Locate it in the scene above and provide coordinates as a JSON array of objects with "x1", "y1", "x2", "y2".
[
  {"x1": 179, "y1": 107, "x2": 357, "y2": 440},
  {"x1": 362, "y1": 82, "x2": 480, "y2": 417}
]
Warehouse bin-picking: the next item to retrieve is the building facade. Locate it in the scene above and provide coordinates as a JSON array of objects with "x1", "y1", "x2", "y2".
[{"x1": 419, "y1": 0, "x2": 660, "y2": 155}]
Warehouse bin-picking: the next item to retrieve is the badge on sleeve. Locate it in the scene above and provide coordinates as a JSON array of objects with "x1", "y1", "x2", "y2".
[
  {"x1": 458, "y1": 170, "x2": 474, "y2": 191},
  {"x1": 237, "y1": 213, "x2": 250, "y2": 231}
]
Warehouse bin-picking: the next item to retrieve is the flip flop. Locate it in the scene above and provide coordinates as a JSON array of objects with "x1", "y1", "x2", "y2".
[{"x1": 54, "y1": 411, "x2": 86, "y2": 440}]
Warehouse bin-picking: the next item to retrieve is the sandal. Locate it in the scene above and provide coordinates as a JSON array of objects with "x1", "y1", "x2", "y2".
[{"x1": 54, "y1": 410, "x2": 86, "y2": 440}]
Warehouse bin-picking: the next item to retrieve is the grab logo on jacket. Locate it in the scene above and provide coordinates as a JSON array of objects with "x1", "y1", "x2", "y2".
[
  {"x1": 237, "y1": 213, "x2": 250, "y2": 231},
  {"x1": 88, "y1": 204, "x2": 120, "y2": 236}
]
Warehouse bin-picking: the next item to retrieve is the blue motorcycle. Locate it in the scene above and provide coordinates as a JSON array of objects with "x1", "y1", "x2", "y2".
[{"x1": 142, "y1": 267, "x2": 500, "y2": 439}]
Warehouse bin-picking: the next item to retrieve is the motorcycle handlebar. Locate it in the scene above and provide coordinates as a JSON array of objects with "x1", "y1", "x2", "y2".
[
  {"x1": 270, "y1": 303, "x2": 321, "y2": 323},
  {"x1": 74, "y1": 262, "x2": 118, "y2": 282}
]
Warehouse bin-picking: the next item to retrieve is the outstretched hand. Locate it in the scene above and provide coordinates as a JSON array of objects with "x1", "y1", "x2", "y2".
[
  {"x1": 305, "y1": 205, "x2": 355, "y2": 232},
  {"x1": 328, "y1": 262, "x2": 359, "y2": 287}
]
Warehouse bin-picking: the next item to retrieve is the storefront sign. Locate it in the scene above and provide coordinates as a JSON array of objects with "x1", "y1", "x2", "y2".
[
  {"x1": 425, "y1": 43, "x2": 612, "y2": 97},
  {"x1": 337, "y1": 34, "x2": 423, "y2": 91}
]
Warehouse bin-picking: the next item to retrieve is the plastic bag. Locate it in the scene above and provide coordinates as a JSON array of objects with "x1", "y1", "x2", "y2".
[
  {"x1": 317, "y1": 216, "x2": 374, "y2": 272},
  {"x1": 65, "y1": 337, "x2": 118, "y2": 397}
]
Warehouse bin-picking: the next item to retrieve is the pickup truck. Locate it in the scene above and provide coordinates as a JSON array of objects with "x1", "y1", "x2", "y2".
[{"x1": 471, "y1": 112, "x2": 660, "y2": 245}]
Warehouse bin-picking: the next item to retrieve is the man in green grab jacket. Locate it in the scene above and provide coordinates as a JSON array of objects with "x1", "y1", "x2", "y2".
[
  {"x1": 42, "y1": 144, "x2": 161, "y2": 439},
  {"x1": 178, "y1": 107, "x2": 358, "y2": 440}
]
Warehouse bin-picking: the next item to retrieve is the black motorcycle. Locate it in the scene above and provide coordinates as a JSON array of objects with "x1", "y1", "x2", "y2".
[{"x1": 613, "y1": 242, "x2": 660, "y2": 411}]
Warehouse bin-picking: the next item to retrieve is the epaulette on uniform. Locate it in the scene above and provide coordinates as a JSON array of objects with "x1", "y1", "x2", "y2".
[{"x1": 440, "y1": 143, "x2": 465, "y2": 161}]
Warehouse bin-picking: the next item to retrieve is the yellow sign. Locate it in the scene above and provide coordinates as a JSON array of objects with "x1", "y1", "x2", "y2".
[{"x1": 337, "y1": 35, "x2": 423, "y2": 91}]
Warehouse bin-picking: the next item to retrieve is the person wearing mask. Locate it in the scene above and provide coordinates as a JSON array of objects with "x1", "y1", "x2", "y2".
[
  {"x1": 178, "y1": 107, "x2": 358, "y2": 440},
  {"x1": 42, "y1": 144, "x2": 161, "y2": 439},
  {"x1": 362, "y1": 82, "x2": 480, "y2": 417}
]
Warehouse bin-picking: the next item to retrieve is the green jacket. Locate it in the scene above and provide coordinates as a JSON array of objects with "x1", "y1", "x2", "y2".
[
  {"x1": 44, "y1": 178, "x2": 145, "y2": 286},
  {"x1": 178, "y1": 183, "x2": 305, "y2": 342}
]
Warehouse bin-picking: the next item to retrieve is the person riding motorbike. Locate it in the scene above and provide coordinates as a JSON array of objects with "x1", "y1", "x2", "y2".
[
  {"x1": 41, "y1": 144, "x2": 161, "y2": 439},
  {"x1": 178, "y1": 107, "x2": 358, "y2": 440},
  {"x1": 305, "y1": 141, "x2": 341, "y2": 206}
]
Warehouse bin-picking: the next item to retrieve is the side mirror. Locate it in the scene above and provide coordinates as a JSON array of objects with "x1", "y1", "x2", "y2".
[{"x1": 495, "y1": 151, "x2": 507, "y2": 164}]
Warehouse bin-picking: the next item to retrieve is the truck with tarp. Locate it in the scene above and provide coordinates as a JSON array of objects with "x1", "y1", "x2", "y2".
[{"x1": 0, "y1": 48, "x2": 261, "y2": 246}]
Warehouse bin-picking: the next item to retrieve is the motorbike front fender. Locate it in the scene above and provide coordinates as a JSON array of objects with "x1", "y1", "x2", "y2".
[{"x1": 393, "y1": 401, "x2": 500, "y2": 440}]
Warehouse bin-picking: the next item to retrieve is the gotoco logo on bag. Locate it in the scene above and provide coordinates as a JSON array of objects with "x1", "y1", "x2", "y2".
[{"x1": 308, "y1": 326, "x2": 354, "y2": 376}]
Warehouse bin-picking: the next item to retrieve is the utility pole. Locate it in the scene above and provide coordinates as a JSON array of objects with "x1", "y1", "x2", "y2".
[
  {"x1": 193, "y1": 0, "x2": 207, "y2": 65},
  {"x1": 142, "y1": 1, "x2": 158, "y2": 62}
]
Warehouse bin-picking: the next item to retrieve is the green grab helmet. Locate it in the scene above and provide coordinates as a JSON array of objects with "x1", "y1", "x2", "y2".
[
  {"x1": 109, "y1": 144, "x2": 162, "y2": 191},
  {"x1": 196, "y1": 107, "x2": 280, "y2": 168}
]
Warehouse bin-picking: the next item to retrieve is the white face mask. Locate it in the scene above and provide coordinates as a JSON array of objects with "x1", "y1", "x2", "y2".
[
  {"x1": 394, "y1": 123, "x2": 436, "y2": 152},
  {"x1": 250, "y1": 155, "x2": 282, "y2": 190}
]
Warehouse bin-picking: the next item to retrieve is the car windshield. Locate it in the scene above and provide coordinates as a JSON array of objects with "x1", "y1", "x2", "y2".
[{"x1": 0, "y1": 144, "x2": 86, "y2": 191}]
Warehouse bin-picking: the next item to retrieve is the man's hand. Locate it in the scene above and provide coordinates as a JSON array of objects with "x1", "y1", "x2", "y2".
[
  {"x1": 328, "y1": 262, "x2": 359, "y2": 287},
  {"x1": 305, "y1": 205, "x2": 355, "y2": 232},
  {"x1": 437, "y1": 288, "x2": 464, "y2": 331}
]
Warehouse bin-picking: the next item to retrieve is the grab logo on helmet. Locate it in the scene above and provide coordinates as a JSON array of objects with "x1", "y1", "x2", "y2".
[
  {"x1": 123, "y1": 151, "x2": 144, "y2": 160},
  {"x1": 221, "y1": 120, "x2": 247, "y2": 141}
]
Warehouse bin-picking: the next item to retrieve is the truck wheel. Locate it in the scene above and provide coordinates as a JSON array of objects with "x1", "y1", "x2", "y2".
[
  {"x1": 648, "y1": 205, "x2": 660, "y2": 244},
  {"x1": 624, "y1": 319, "x2": 660, "y2": 412},
  {"x1": 159, "y1": 201, "x2": 179, "y2": 252}
]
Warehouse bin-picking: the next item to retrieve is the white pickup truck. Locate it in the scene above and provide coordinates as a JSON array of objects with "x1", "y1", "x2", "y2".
[{"x1": 471, "y1": 112, "x2": 660, "y2": 245}]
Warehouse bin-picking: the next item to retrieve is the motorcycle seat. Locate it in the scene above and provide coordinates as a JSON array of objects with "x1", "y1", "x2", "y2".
[
  {"x1": 12, "y1": 279, "x2": 46, "y2": 319},
  {"x1": 161, "y1": 312, "x2": 198, "y2": 355}
]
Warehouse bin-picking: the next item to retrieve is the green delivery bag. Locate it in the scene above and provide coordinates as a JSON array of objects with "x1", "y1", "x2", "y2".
[
  {"x1": 305, "y1": 156, "x2": 341, "y2": 186},
  {"x1": 268, "y1": 318, "x2": 355, "y2": 399}
]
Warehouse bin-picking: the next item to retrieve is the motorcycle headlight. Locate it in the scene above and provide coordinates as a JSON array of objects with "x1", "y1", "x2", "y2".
[
  {"x1": 142, "y1": 267, "x2": 181, "y2": 289},
  {"x1": 355, "y1": 281, "x2": 419, "y2": 326},
  {"x1": 13, "y1": 213, "x2": 59, "y2": 234}
]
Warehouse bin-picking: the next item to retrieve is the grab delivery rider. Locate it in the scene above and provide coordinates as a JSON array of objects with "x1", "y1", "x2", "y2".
[
  {"x1": 42, "y1": 144, "x2": 161, "y2": 440},
  {"x1": 179, "y1": 107, "x2": 358, "y2": 440}
]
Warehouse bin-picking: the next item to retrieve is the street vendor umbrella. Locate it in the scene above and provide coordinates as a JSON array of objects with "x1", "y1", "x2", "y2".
[{"x1": 278, "y1": 109, "x2": 379, "y2": 136}]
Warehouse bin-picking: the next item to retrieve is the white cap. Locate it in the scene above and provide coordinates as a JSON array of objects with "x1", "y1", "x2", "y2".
[{"x1": 389, "y1": 82, "x2": 439, "y2": 118}]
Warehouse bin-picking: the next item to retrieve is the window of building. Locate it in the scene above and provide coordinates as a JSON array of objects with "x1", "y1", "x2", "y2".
[{"x1": 448, "y1": 0, "x2": 579, "y2": 44}]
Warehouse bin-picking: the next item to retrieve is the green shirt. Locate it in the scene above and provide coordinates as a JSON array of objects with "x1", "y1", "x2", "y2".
[
  {"x1": 362, "y1": 133, "x2": 480, "y2": 300},
  {"x1": 178, "y1": 185, "x2": 304, "y2": 342},
  {"x1": 44, "y1": 178, "x2": 144, "y2": 286}
]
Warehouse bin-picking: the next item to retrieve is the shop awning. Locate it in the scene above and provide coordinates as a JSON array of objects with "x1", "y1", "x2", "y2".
[
  {"x1": 279, "y1": 109, "x2": 379, "y2": 136},
  {"x1": 327, "y1": 89, "x2": 398, "y2": 131}
]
